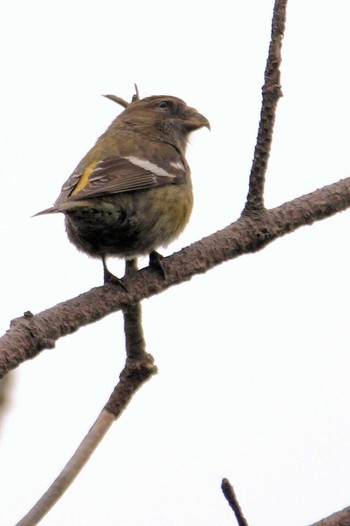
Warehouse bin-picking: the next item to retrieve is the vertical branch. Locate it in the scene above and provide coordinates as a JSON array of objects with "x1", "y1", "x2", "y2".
[
  {"x1": 122, "y1": 259, "x2": 146, "y2": 359},
  {"x1": 105, "y1": 258, "x2": 157, "y2": 417},
  {"x1": 243, "y1": 0, "x2": 288, "y2": 213}
]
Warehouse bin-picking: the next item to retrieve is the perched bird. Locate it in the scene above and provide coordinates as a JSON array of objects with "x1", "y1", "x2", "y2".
[{"x1": 36, "y1": 95, "x2": 210, "y2": 285}]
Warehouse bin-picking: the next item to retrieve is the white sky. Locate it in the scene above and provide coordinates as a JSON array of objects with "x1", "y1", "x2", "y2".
[{"x1": 1, "y1": 0, "x2": 350, "y2": 525}]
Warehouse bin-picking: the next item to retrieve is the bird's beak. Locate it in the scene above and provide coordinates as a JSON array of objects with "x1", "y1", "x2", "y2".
[{"x1": 184, "y1": 108, "x2": 211, "y2": 132}]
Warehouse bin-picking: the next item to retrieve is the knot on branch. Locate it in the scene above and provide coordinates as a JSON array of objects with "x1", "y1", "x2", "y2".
[
  {"x1": 104, "y1": 354, "x2": 157, "y2": 417},
  {"x1": 262, "y1": 82, "x2": 283, "y2": 99}
]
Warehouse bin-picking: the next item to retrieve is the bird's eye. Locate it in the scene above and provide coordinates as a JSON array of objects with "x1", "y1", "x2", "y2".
[{"x1": 159, "y1": 101, "x2": 170, "y2": 109}]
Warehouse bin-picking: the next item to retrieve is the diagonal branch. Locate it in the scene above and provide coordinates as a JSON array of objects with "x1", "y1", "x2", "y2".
[
  {"x1": 1, "y1": 175, "x2": 350, "y2": 378},
  {"x1": 15, "y1": 259, "x2": 156, "y2": 526},
  {"x1": 244, "y1": 0, "x2": 288, "y2": 212},
  {"x1": 309, "y1": 505, "x2": 350, "y2": 526},
  {"x1": 15, "y1": 359, "x2": 157, "y2": 526},
  {"x1": 15, "y1": 411, "x2": 115, "y2": 526}
]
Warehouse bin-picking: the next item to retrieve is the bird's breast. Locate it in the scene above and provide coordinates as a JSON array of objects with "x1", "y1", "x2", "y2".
[{"x1": 64, "y1": 180, "x2": 193, "y2": 259}]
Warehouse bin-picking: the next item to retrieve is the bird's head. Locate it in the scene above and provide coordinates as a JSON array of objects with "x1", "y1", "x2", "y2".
[{"x1": 116, "y1": 95, "x2": 210, "y2": 151}]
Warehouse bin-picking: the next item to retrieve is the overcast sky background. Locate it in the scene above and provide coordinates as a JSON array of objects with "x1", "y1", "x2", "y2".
[{"x1": 1, "y1": 1, "x2": 350, "y2": 525}]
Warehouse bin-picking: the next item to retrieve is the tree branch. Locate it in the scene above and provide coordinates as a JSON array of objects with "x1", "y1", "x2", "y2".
[
  {"x1": 221, "y1": 478, "x2": 249, "y2": 526},
  {"x1": 5, "y1": 1, "x2": 350, "y2": 524},
  {"x1": 15, "y1": 260, "x2": 156, "y2": 526},
  {"x1": 15, "y1": 354, "x2": 157, "y2": 526},
  {"x1": 1, "y1": 175, "x2": 350, "y2": 378},
  {"x1": 244, "y1": 0, "x2": 287, "y2": 212},
  {"x1": 309, "y1": 506, "x2": 350, "y2": 526}
]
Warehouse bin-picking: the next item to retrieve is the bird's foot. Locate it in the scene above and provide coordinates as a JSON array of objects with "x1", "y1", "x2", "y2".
[
  {"x1": 149, "y1": 250, "x2": 166, "y2": 279},
  {"x1": 104, "y1": 269, "x2": 128, "y2": 291},
  {"x1": 102, "y1": 258, "x2": 128, "y2": 291}
]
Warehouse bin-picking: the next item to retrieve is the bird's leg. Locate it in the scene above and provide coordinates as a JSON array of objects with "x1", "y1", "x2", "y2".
[
  {"x1": 149, "y1": 250, "x2": 166, "y2": 279},
  {"x1": 102, "y1": 256, "x2": 128, "y2": 291}
]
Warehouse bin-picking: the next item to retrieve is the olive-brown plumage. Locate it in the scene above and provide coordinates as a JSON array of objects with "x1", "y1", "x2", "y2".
[{"x1": 36, "y1": 95, "x2": 209, "y2": 283}]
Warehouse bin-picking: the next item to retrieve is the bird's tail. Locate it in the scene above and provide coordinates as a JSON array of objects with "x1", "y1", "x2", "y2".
[{"x1": 32, "y1": 207, "x2": 59, "y2": 217}]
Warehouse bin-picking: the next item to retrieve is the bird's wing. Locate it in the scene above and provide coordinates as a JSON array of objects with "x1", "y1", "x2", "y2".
[{"x1": 57, "y1": 154, "x2": 187, "y2": 203}]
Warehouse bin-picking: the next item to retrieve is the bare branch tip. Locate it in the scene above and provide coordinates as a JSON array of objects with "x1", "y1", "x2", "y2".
[
  {"x1": 102, "y1": 94, "x2": 130, "y2": 108},
  {"x1": 221, "y1": 477, "x2": 249, "y2": 526},
  {"x1": 102, "y1": 85, "x2": 140, "y2": 108},
  {"x1": 132, "y1": 83, "x2": 140, "y2": 102}
]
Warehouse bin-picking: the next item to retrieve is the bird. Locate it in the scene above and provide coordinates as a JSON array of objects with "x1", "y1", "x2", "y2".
[{"x1": 35, "y1": 94, "x2": 210, "y2": 286}]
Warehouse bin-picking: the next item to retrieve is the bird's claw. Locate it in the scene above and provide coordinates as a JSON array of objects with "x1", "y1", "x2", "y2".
[
  {"x1": 103, "y1": 268, "x2": 128, "y2": 291},
  {"x1": 149, "y1": 250, "x2": 166, "y2": 279}
]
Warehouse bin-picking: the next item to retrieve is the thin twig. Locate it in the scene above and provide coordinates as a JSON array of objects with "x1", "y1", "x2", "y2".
[
  {"x1": 15, "y1": 260, "x2": 156, "y2": 525},
  {"x1": 15, "y1": 410, "x2": 114, "y2": 526},
  {"x1": 16, "y1": 353, "x2": 157, "y2": 526},
  {"x1": 132, "y1": 83, "x2": 140, "y2": 102},
  {"x1": 102, "y1": 93, "x2": 130, "y2": 108},
  {"x1": 221, "y1": 478, "x2": 249, "y2": 526},
  {"x1": 244, "y1": 0, "x2": 288, "y2": 213},
  {"x1": 16, "y1": 364, "x2": 156, "y2": 526},
  {"x1": 103, "y1": 84, "x2": 140, "y2": 108}
]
